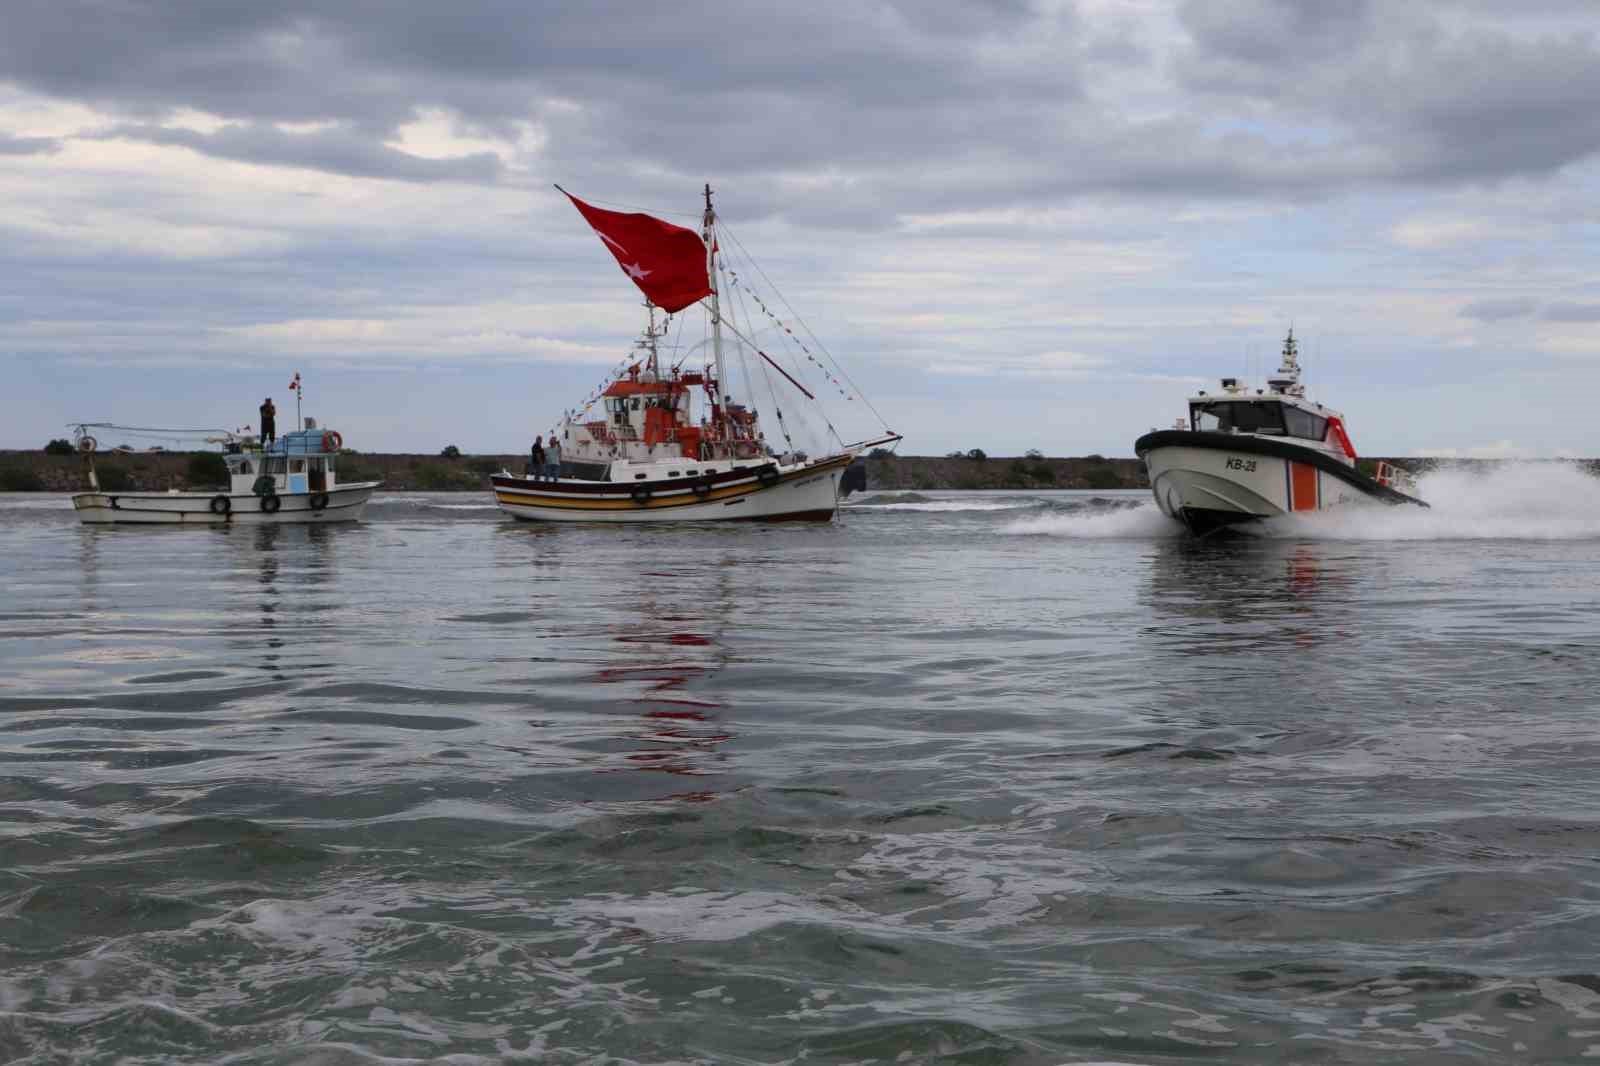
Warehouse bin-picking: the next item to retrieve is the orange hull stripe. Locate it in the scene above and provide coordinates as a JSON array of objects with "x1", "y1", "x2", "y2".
[{"x1": 1290, "y1": 462, "x2": 1318, "y2": 511}]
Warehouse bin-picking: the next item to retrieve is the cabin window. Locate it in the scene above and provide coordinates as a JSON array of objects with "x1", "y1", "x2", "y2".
[
  {"x1": 290, "y1": 459, "x2": 306, "y2": 474},
  {"x1": 1191, "y1": 401, "x2": 1286, "y2": 435},
  {"x1": 262, "y1": 456, "x2": 287, "y2": 475},
  {"x1": 634, "y1": 473, "x2": 648, "y2": 480},
  {"x1": 668, "y1": 471, "x2": 680, "y2": 478},
  {"x1": 686, "y1": 469, "x2": 698, "y2": 476},
  {"x1": 238, "y1": 460, "x2": 252, "y2": 475},
  {"x1": 1282, "y1": 406, "x2": 1328, "y2": 442},
  {"x1": 630, "y1": 397, "x2": 641, "y2": 410}
]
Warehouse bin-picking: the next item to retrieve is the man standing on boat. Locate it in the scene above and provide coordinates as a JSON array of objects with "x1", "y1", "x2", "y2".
[
  {"x1": 546, "y1": 435, "x2": 562, "y2": 480},
  {"x1": 259, "y1": 397, "x2": 276, "y2": 444},
  {"x1": 530, "y1": 435, "x2": 545, "y2": 478}
]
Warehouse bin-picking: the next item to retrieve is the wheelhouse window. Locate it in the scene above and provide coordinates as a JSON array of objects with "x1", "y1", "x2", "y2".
[
  {"x1": 1282, "y1": 405, "x2": 1329, "y2": 442},
  {"x1": 1190, "y1": 401, "x2": 1286, "y2": 435}
]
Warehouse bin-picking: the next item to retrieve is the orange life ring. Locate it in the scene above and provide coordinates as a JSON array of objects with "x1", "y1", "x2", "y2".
[{"x1": 322, "y1": 431, "x2": 343, "y2": 452}]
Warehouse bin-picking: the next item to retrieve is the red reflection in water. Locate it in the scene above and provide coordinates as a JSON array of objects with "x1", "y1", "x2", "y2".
[
  {"x1": 590, "y1": 629, "x2": 732, "y2": 794},
  {"x1": 615, "y1": 632, "x2": 712, "y2": 646}
]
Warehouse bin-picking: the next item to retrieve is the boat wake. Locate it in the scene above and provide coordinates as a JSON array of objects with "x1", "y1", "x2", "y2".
[
  {"x1": 1252, "y1": 461, "x2": 1600, "y2": 541},
  {"x1": 1001, "y1": 497, "x2": 1181, "y2": 538},
  {"x1": 848, "y1": 493, "x2": 1041, "y2": 513}
]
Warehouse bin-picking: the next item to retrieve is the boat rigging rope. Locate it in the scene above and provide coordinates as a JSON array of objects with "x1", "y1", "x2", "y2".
[
  {"x1": 716, "y1": 220, "x2": 894, "y2": 438},
  {"x1": 723, "y1": 261, "x2": 795, "y2": 453}
]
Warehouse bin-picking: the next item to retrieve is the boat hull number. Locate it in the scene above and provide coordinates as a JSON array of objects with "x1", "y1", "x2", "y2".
[{"x1": 1224, "y1": 457, "x2": 1257, "y2": 472}]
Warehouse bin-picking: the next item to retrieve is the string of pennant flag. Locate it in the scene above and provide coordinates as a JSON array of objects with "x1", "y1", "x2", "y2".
[{"x1": 725, "y1": 271, "x2": 855, "y2": 403}]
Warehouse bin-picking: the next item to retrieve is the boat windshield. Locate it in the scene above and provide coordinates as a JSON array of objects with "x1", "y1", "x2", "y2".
[{"x1": 1191, "y1": 400, "x2": 1328, "y2": 442}]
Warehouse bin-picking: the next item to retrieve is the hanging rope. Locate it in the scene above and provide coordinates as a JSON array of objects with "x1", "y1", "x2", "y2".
[{"x1": 718, "y1": 220, "x2": 894, "y2": 436}]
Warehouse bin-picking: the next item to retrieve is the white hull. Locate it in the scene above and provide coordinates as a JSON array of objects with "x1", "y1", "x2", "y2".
[
  {"x1": 1143, "y1": 445, "x2": 1364, "y2": 530},
  {"x1": 72, "y1": 483, "x2": 381, "y2": 525},
  {"x1": 494, "y1": 459, "x2": 845, "y2": 523}
]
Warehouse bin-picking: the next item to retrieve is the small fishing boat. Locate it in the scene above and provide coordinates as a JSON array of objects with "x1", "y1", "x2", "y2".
[
  {"x1": 1134, "y1": 330, "x2": 1427, "y2": 536},
  {"x1": 491, "y1": 185, "x2": 899, "y2": 523},
  {"x1": 70, "y1": 421, "x2": 381, "y2": 525}
]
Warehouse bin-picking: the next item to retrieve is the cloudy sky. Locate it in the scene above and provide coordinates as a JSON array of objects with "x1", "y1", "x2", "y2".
[{"x1": 4, "y1": 0, "x2": 1597, "y2": 458}]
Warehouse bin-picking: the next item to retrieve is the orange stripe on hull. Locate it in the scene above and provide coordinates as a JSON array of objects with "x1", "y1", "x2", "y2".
[{"x1": 1290, "y1": 462, "x2": 1318, "y2": 511}]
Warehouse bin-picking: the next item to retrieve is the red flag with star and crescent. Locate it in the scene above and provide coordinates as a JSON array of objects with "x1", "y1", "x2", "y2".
[{"x1": 561, "y1": 190, "x2": 712, "y2": 313}]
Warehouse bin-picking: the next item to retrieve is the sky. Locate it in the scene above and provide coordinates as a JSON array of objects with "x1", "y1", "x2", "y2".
[{"x1": 3, "y1": 0, "x2": 1598, "y2": 459}]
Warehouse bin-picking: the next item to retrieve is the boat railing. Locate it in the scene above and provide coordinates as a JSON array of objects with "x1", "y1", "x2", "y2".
[{"x1": 1373, "y1": 461, "x2": 1414, "y2": 491}]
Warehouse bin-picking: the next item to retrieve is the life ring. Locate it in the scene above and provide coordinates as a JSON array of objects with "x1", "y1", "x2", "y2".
[
  {"x1": 630, "y1": 486, "x2": 652, "y2": 506},
  {"x1": 209, "y1": 495, "x2": 231, "y2": 515},
  {"x1": 260, "y1": 494, "x2": 281, "y2": 514},
  {"x1": 756, "y1": 465, "x2": 780, "y2": 487},
  {"x1": 321, "y1": 431, "x2": 342, "y2": 452},
  {"x1": 78, "y1": 435, "x2": 97, "y2": 454},
  {"x1": 309, "y1": 492, "x2": 329, "y2": 511}
]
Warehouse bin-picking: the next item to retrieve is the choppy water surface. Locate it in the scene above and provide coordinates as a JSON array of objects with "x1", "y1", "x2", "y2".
[{"x1": 5, "y1": 465, "x2": 1600, "y2": 1064}]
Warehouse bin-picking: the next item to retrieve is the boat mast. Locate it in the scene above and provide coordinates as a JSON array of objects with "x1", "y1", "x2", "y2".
[
  {"x1": 640, "y1": 301, "x2": 660, "y2": 378},
  {"x1": 703, "y1": 182, "x2": 729, "y2": 439}
]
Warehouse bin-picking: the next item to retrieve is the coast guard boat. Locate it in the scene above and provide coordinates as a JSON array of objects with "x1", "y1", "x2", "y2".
[
  {"x1": 1134, "y1": 331, "x2": 1427, "y2": 536},
  {"x1": 70, "y1": 421, "x2": 380, "y2": 525},
  {"x1": 491, "y1": 184, "x2": 898, "y2": 523}
]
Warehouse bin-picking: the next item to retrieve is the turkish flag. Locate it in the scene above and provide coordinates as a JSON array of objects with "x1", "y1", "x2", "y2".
[{"x1": 562, "y1": 191, "x2": 713, "y2": 313}]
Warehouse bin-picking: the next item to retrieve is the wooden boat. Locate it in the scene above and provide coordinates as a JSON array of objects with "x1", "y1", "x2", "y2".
[
  {"x1": 70, "y1": 421, "x2": 380, "y2": 525},
  {"x1": 492, "y1": 185, "x2": 899, "y2": 523}
]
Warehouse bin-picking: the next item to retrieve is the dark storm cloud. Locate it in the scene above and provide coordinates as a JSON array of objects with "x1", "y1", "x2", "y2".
[
  {"x1": 3, "y1": 0, "x2": 1599, "y2": 212},
  {"x1": 1460, "y1": 298, "x2": 1536, "y2": 322},
  {"x1": 1175, "y1": 0, "x2": 1600, "y2": 188},
  {"x1": 92, "y1": 122, "x2": 503, "y2": 183},
  {"x1": 1544, "y1": 302, "x2": 1600, "y2": 323},
  {"x1": 0, "y1": 131, "x2": 60, "y2": 155}
]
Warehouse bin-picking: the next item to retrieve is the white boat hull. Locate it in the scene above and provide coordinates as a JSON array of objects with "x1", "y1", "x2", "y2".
[
  {"x1": 1141, "y1": 444, "x2": 1368, "y2": 535},
  {"x1": 493, "y1": 457, "x2": 846, "y2": 523},
  {"x1": 71, "y1": 483, "x2": 381, "y2": 525}
]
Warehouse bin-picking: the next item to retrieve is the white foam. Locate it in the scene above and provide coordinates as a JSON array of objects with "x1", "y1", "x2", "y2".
[
  {"x1": 1001, "y1": 502, "x2": 1183, "y2": 539},
  {"x1": 1254, "y1": 461, "x2": 1600, "y2": 541},
  {"x1": 853, "y1": 499, "x2": 1035, "y2": 512}
]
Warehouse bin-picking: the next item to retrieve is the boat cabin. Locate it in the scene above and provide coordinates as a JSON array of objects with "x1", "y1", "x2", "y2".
[
  {"x1": 557, "y1": 313, "x2": 776, "y2": 481},
  {"x1": 223, "y1": 425, "x2": 346, "y2": 495},
  {"x1": 1184, "y1": 330, "x2": 1357, "y2": 465}
]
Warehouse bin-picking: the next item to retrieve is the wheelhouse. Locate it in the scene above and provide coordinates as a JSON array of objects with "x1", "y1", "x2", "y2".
[{"x1": 1189, "y1": 400, "x2": 1329, "y2": 443}]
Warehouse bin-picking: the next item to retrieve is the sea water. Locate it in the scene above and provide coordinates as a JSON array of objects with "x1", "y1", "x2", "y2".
[{"x1": 2, "y1": 465, "x2": 1600, "y2": 1064}]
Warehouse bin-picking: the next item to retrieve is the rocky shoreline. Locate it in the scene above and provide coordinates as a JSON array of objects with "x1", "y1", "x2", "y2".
[{"x1": 3, "y1": 449, "x2": 1593, "y2": 494}]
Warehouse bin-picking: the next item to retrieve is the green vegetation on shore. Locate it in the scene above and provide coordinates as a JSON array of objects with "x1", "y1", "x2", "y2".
[{"x1": 3, "y1": 448, "x2": 1596, "y2": 494}]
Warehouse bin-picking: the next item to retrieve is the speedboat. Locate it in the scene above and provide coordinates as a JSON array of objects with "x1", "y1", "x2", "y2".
[
  {"x1": 490, "y1": 184, "x2": 899, "y2": 523},
  {"x1": 1134, "y1": 330, "x2": 1427, "y2": 536},
  {"x1": 70, "y1": 421, "x2": 381, "y2": 525}
]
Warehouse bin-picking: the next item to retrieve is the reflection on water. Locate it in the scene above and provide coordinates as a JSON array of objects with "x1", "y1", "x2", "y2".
[
  {"x1": 1140, "y1": 536, "x2": 1362, "y2": 655},
  {"x1": 5, "y1": 490, "x2": 1600, "y2": 1063}
]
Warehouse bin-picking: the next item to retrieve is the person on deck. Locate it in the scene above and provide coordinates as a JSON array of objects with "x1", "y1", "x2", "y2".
[
  {"x1": 546, "y1": 436, "x2": 562, "y2": 481},
  {"x1": 259, "y1": 398, "x2": 276, "y2": 443},
  {"x1": 530, "y1": 435, "x2": 546, "y2": 479}
]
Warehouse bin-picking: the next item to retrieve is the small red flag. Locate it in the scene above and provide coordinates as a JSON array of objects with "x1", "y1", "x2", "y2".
[{"x1": 562, "y1": 190, "x2": 712, "y2": 313}]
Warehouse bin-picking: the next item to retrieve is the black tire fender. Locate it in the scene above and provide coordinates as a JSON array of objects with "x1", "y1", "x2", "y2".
[
  {"x1": 630, "y1": 486, "x2": 651, "y2": 506},
  {"x1": 692, "y1": 480, "x2": 713, "y2": 498},
  {"x1": 260, "y1": 494, "x2": 281, "y2": 514},
  {"x1": 308, "y1": 492, "x2": 329, "y2": 511},
  {"x1": 756, "y1": 464, "x2": 780, "y2": 487}
]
